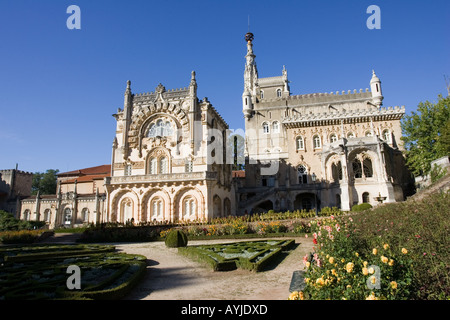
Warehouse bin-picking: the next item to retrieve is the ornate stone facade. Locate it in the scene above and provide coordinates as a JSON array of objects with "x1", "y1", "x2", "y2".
[{"x1": 239, "y1": 32, "x2": 413, "y2": 213}]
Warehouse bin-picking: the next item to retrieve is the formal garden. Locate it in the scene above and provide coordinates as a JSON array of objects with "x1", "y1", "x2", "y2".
[{"x1": 0, "y1": 243, "x2": 146, "y2": 300}]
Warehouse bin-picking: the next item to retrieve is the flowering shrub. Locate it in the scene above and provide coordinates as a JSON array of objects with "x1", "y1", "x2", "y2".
[{"x1": 290, "y1": 192, "x2": 450, "y2": 300}]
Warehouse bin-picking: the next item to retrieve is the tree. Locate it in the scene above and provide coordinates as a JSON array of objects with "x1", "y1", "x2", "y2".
[
  {"x1": 401, "y1": 94, "x2": 450, "y2": 176},
  {"x1": 31, "y1": 169, "x2": 59, "y2": 195},
  {"x1": 227, "y1": 133, "x2": 245, "y2": 170}
]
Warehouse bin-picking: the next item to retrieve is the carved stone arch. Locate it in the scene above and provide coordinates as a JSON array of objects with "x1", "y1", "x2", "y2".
[
  {"x1": 141, "y1": 188, "x2": 171, "y2": 222},
  {"x1": 146, "y1": 146, "x2": 172, "y2": 174},
  {"x1": 173, "y1": 187, "x2": 205, "y2": 221},
  {"x1": 324, "y1": 153, "x2": 342, "y2": 182},
  {"x1": 110, "y1": 189, "x2": 140, "y2": 223}
]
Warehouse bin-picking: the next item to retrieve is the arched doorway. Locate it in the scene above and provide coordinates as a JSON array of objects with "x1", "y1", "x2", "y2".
[
  {"x1": 253, "y1": 200, "x2": 273, "y2": 213},
  {"x1": 294, "y1": 193, "x2": 319, "y2": 212}
]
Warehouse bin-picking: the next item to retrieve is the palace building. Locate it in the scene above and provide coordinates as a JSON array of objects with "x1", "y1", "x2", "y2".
[{"x1": 17, "y1": 32, "x2": 413, "y2": 228}]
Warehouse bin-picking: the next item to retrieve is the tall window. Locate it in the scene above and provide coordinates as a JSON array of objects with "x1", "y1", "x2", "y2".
[
  {"x1": 64, "y1": 208, "x2": 72, "y2": 225},
  {"x1": 23, "y1": 209, "x2": 31, "y2": 221},
  {"x1": 120, "y1": 198, "x2": 133, "y2": 223},
  {"x1": 330, "y1": 134, "x2": 338, "y2": 143},
  {"x1": 151, "y1": 198, "x2": 163, "y2": 219},
  {"x1": 149, "y1": 158, "x2": 157, "y2": 174},
  {"x1": 43, "y1": 209, "x2": 51, "y2": 223},
  {"x1": 352, "y1": 159, "x2": 362, "y2": 178},
  {"x1": 124, "y1": 164, "x2": 132, "y2": 176},
  {"x1": 262, "y1": 122, "x2": 270, "y2": 134},
  {"x1": 185, "y1": 159, "x2": 193, "y2": 173},
  {"x1": 160, "y1": 157, "x2": 168, "y2": 174},
  {"x1": 81, "y1": 208, "x2": 89, "y2": 223},
  {"x1": 382, "y1": 129, "x2": 391, "y2": 143},
  {"x1": 260, "y1": 90, "x2": 264, "y2": 99},
  {"x1": 313, "y1": 135, "x2": 321, "y2": 149},
  {"x1": 363, "y1": 158, "x2": 373, "y2": 177},
  {"x1": 183, "y1": 197, "x2": 197, "y2": 218},
  {"x1": 298, "y1": 165, "x2": 308, "y2": 184},
  {"x1": 332, "y1": 162, "x2": 343, "y2": 182},
  {"x1": 296, "y1": 136, "x2": 304, "y2": 150},
  {"x1": 277, "y1": 89, "x2": 282, "y2": 97},
  {"x1": 272, "y1": 121, "x2": 280, "y2": 133}
]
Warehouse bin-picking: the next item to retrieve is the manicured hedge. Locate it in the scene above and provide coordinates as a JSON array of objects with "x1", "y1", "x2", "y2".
[
  {"x1": 0, "y1": 244, "x2": 146, "y2": 300},
  {"x1": 178, "y1": 239, "x2": 295, "y2": 272}
]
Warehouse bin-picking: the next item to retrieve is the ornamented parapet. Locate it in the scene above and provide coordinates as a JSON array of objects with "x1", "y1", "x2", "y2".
[
  {"x1": 283, "y1": 106, "x2": 405, "y2": 128},
  {"x1": 109, "y1": 171, "x2": 217, "y2": 185}
]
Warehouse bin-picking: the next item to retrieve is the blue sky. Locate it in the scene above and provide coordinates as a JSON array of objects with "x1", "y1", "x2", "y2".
[{"x1": 0, "y1": 0, "x2": 449, "y2": 174}]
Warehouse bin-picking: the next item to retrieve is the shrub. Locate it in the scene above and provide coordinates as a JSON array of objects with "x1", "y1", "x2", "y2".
[
  {"x1": 0, "y1": 230, "x2": 43, "y2": 244},
  {"x1": 351, "y1": 203, "x2": 373, "y2": 212},
  {"x1": 165, "y1": 229, "x2": 188, "y2": 248}
]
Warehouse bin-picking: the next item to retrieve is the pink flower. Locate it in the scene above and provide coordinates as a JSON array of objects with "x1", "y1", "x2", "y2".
[{"x1": 305, "y1": 234, "x2": 308, "y2": 238}]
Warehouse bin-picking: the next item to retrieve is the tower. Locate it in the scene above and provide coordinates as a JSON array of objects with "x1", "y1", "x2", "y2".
[
  {"x1": 243, "y1": 32, "x2": 258, "y2": 120},
  {"x1": 370, "y1": 70, "x2": 383, "y2": 107}
]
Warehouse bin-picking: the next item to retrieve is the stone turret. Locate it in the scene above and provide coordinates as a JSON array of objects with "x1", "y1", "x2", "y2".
[{"x1": 370, "y1": 70, "x2": 383, "y2": 107}]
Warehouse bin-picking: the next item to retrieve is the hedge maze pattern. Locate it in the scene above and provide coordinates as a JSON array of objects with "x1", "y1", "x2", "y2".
[
  {"x1": 0, "y1": 244, "x2": 146, "y2": 300},
  {"x1": 178, "y1": 239, "x2": 296, "y2": 272}
]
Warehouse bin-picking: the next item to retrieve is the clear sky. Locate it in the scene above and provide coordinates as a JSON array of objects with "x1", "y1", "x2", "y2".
[{"x1": 0, "y1": 0, "x2": 449, "y2": 174}]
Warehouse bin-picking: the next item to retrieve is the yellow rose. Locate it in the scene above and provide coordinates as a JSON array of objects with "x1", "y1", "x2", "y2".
[
  {"x1": 388, "y1": 259, "x2": 394, "y2": 266},
  {"x1": 346, "y1": 262, "x2": 354, "y2": 273},
  {"x1": 368, "y1": 267, "x2": 375, "y2": 274},
  {"x1": 366, "y1": 292, "x2": 378, "y2": 300},
  {"x1": 390, "y1": 281, "x2": 398, "y2": 290},
  {"x1": 381, "y1": 256, "x2": 389, "y2": 264},
  {"x1": 383, "y1": 243, "x2": 389, "y2": 250},
  {"x1": 355, "y1": 252, "x2": 359, "y2": 257},
  {"x1": 341, "y1": 258, "x2": 345, "y2": 263},
  {"x1": 305, "y1": 261, "x2": 310, "y2": 268},
  {"x1": 329, "y1": 257, "x2": 335, "y2": 264},
  {"x1": 362, "y1": 267, "x2": 369, "y2": 275},
  {"x1": 289, "y1": 291, "x2": 299, "y2": 300},
  {"x1": 331, "y1": 269, "x2": 338, "y2": 276},
  {"x1": 363, "y1": 261, "x2": 368, "y2": 267},
  {"x1": 369, "y1": 275, "x2": 377, "y2": 284},
  {"x1": 372, "y1": 248, "x2": 378, "y2": 255},
  {"x1": 402, "y1": 248, "x2": 408, "y2": 254}
]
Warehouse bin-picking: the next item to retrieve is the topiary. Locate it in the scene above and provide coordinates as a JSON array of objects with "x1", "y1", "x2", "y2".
[
  {"x1": 351, "y1": 203, "x2": 373, "y2": 212},
  {"x1": 165, "y1": 229, "x2": 188, "y2": 248}
]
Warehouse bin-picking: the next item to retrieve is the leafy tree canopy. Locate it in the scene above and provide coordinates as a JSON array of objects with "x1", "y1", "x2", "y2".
[
  {"x1": 401, "y1": 94, "x2": 450, "y2": 176},
  {"x1": 31, "y1": 169, "x2": 59, "y2": 195}
]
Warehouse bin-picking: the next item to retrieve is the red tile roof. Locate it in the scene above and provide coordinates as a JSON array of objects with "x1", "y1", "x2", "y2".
[{"x1": 58, "y1": 164, "x2": 111, "y2": 177}]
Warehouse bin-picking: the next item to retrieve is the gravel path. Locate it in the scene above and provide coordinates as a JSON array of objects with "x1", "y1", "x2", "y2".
[{"x1": 116, "y1": 237, "x2": 312, "y2": 300}]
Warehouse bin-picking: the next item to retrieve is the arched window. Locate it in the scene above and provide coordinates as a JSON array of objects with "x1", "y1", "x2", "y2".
[
  {"x1": 64, "y1": 208, "x2": 72, "y2": 225},
  {"x1": 183, "y1": 197, "x2": 197, "y2": 218},
  {"x1": 332, "y1": 162, "x2": 343, "y2": 182},
  {"x1": 276, "y1": 89, "x2": 282, "y2": 97},
  {"x1": 120, "y1": 198, "x2": 133, "y2": 223},
  {"x1": 363, "y1": 158, "x2": 373, "y2": 178},
  {"x1": 352, "y1": 159, "x2": 362, "y2": 178},
  {"x1": 81, "y1": 208, "x2": 89, "y2": 223},
  {"x1": 262, "y1": 122, "x2": 270, "y2": 134},
  {"x1": 151, "y1": 198, "x2": 164, "y2": 219},
  {"x1": 272, "y1": 121, "x2": 280, "y2": 133},
  {"x1": 296, "y1": 136, "x2": 304, "y2": 150},
  {"x1": 43, "y1": 209, "x2": 51, "y2": 223},
  {"x1": 365, "y1": 131, "x2": 373, "y2": 137},
  {"x1": 149, "y1": 158, "x2": 157, "y2": 174},
  {"x1": 330, "y1": 134, "x2": 338, "y2": 143},
  {"x1": 362, "y1": 192, "x2": 370, "y2": 203},
  {"x1": 382, "y1": 129, "x2": 391, "y2": 143},
  {"x1": 23, "y1": 209, "x2": 31, "y2": 221},
  {"x1": 313, "y1": 135, "x2": 321, "y2": 149},
  {"x1": 148, "y1": 119, "x2": 173, "y2": 138},
  {"x1": 347, "y1": 132, "x2": 355, "y2": 138},
  {"x1": 160, "y1": 157, "x2": 168, "y2": 174},
  {"x1": 298, "y1": 165, "x2": 308, "y2": 184}
]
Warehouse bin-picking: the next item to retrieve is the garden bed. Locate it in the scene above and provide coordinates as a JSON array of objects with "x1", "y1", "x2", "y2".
[
  {"x1": 178, "y1": 239, "x2": 295, "y2": 272},
  {"x1": 0, "y1": 244, "x2": 146, "y2": 300}
]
